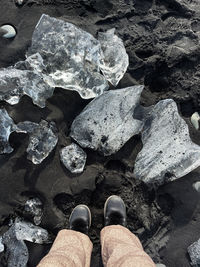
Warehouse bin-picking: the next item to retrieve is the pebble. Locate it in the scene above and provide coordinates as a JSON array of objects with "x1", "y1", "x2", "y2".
[{"x1": 0, "y1": 25, "x2": 16, "y2": 39}]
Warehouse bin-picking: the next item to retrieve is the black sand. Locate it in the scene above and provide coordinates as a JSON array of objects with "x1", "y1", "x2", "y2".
[{"x1": 0, "y1": 0, "x2": 200, "y2": 266}]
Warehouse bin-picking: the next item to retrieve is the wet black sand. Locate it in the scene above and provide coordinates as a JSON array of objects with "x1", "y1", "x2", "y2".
[{"x1": 1, "y1": 0, "x2": 200, "y2": 266}]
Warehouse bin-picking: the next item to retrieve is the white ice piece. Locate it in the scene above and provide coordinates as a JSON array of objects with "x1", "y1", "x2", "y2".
[
  {"x1": 27, "y1": 14, "x2": 109, "y2": 99},
  {"x1": 191, "y1": 112, "x2": 200, "y2": 130},
  {"x1": 60, "y1": 143, "x2": 87, "y2": 174},
  {"x1": 24, "y1": 198, "x2": 43, "y2": 225},
  {"x1": 70, "y1": 86, "x2": 144, "y2": 156},
  {"x1": 188, "y1": 238, "x2": 200, "y2": 266},
  {"x1": 193, "y1": 181, "x2": 200, "y2": 193},
  {"x1": 0, "y1": 109, "x2": 17, "y2": 154},
  {"x1": 98, "y1": 28, "x2": 129, "y2": 86},
  {"x1": 134, "y1": 99, "x2": 200, "y2": 186},
  {"x1": 17, "y1": 120, "x2": 58, "y2": 164},
  {"x1": 1, "y1": 218, "x2": 50, "y2": 267},
  {"x1": 0, "y1": 53, "x2": 54, "y2": 108}
]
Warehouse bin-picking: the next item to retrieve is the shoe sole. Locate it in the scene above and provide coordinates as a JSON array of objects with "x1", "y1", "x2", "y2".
[
  {"x1": 69, "y1": 204, "x2": 92, "y2": 228},
  {"x1": 104, "y1": 195, "x2": 126, "y2": 218}
]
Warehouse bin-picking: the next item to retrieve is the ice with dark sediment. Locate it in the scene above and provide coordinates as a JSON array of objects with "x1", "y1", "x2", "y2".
[
  {"x1": 24, "y1": 198, "x2": 43, "y2": 225},
  {"x1": 60, "y1": 143, "x2": 87, "y2": 174},
  {"x1": 134, "y1": 99, "x2": 200, "y2": 186},
  {"x1": 27, "y1": 14, "x2": 109, "y2": 99},
  {"x1": 0, "y1": 53, "x2": 54, "y2": 108},
  {"x1": 98, "y1": 28, "x2": 129, "y2": 86},
  {"x1": 0, "y1": 109, "x2": 17, "y2": 154},
  {"x1": 0, "y1": 218, "x2": 50, "y2": 267},
  {"x1": 188, "y1": 238, "x2": 200, "y2": 266},
  {"x1": 70, "y1": 86, "x2": 144, "y2": 156},
  {"x1": 17, "y1": 120, "x2": 58, "y2": 164}
]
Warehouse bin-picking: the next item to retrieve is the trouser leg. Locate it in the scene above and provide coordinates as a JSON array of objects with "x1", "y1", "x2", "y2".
[
  {"x1": 37, "y1": 229, "x2": 93, "y2": 267},
  {"x1": 101, "y1": 225, "x2": 156, "y2": 267}
]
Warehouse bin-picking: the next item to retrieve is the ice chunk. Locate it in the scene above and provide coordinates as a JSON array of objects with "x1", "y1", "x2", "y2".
[
  {"x1": 24, "y1": 198, "x2": 43, "y2": 225},
  {"x1": 193, "y1": 181, "x2": 200, "y2": 193},
  {"x1": 188, "y1": 238, "x2": 200, "y2": 266},
  {"x1": 27, "y1": 14, "x2": 109, "y2": 99},
  {"x1": 70, "y1": 86, "x2": 144, "y2": 156},
  {"x1": 0, "y1": 109, "x2": 17, "y2": 154},
  {"x1": 0, "y1": 237, "x2": 4, "y2": 253},
  {"x1": 0, "y1": 54, "x2": 54, "y2": 108},
  {"x1": 60, "y1": 143, "x2": 87, "y2": 174},
  {"x1": 1, "y1": 218, "x2": 50, "y2": 267},
  {"x1": 17, "y1": 120, "x2": 58, "y2": 164},
  {"x1": 134, "y1": 99, "x2": 200, "y2": 186},
  {"x1": 98, "y1": 28, "x2": 129, "y2": 86},
  {"x1": 191, "y1": 112, "x2": 200, "y2": 130}
]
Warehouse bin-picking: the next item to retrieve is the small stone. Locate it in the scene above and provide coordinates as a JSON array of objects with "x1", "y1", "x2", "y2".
[
  {"x1": 98, "y1": 28, "x2": 129, "y2": 86},
  {"x1": 24, "y1": 198, "x2": 43, "y2": 225},
  {"x1": 193, "y1": 181, "x2": 200, "y2": 193},
  {"x1": 0, "y1": 25, "x2": 16, "y2": 38},
  {"x1": 191, "y1": 112, "x2": 200, "y2": 130},
  {"x1": 188, "y1": 238, "x2": 200, "y2": 266},
  {"x1": 60, "y1": 143, "x2": 87, "y2": 174},
  {"x1": 70, "y1": 85, "x2": 144, "y2": 156},
  {"x1": 134, "y1": 99, "x2": 200, "y2": 186}
]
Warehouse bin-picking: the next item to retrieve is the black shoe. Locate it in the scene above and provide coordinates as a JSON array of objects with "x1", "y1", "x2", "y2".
[
  {"x1": 69, "y1": 204, "x2": 91, "y2": 234},
  {"x1": 104, "y1": 195, "x2": 127, "y2": 227}
]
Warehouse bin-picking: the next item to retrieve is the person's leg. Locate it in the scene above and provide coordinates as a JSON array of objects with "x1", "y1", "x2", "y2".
[
  {"x1": 37, "y1": 205, "x2": 93, "y2": 267},
  {"x1": 101, "y1": 196, "x2": 156, "y2": 267}
]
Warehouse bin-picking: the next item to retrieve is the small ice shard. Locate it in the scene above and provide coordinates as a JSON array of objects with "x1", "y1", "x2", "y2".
[
  {"x1": 60, "y1": 143, "x2": 87, "y2": 174},
  {"x1": 0, "y1": 237, "x2": 4, "y2": 253},
  {"x1": 15, "y1": 0, "x2": 25, "y2": 5},
  {"x1": 17, "y1": 120, "x2": 58, "y2": 164},
  {"x1": 27, "y1": 14, "x2": 109, "y2": 99},
  {"x1": 0, "y1": 54, "x2": 54, "y2": 108},
  {"x1": 70, "y1": 86, "x2": 144, "y2": 156},
  {"x1": 0, "y1": 25, "x2": 16, "y2": 38},
  {"x1": 24, "y1": 198, "x2": 43, "y2": 225},
  {"x1": 134, "y1": 99, "x2": 200, "y2": 186},
  {"x1": 98, "y1": 28, "x2": 129, "y2": 86},
  {"x1": 1, "y1": 218, "x2": 50, "y2": 267},
  {"x1": 0, "y1": 109, "x2": 17, "y2": 154},
  {"x1": 188, "y1": 238, "x2": 200, "y2": 266},
  {"x1": 191, "y1": 112, "x2": 200, "y2": 130},
  {"x1": 193, "y1": 181, "x2": 200, "y2": 193}
]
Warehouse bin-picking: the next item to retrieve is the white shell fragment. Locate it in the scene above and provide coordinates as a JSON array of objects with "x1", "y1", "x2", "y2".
[
  {"x1": 0, "y1": 109, "x2": 17, "y2": 154},
  {"x1": 188, "y1": 238, "x2": 200, "y2": 266},
  {"x1": 191, "y1": 112, "x2": 200, "y2": 130},
  {"x1": 193, "y1": 181, "x2": 200, "y2": 193},
  {"x1": 0, "y1": 53, "x2": 54, "y2": 108},
  {"x1": 24, "y1": 198, "x2": 43, "y2": 225},
  {"x1": 0, "y1": 25, "x2": 16, "y2": 39},
  {"x1": 27, "y1": 14, "x2": 109, "y2": 99},
  {"x1": 0, "y1": 218, "x2": 50, "y2": 267},
  {"x1": 98, "y1": 28, "x2": 129, "y2": 86},
  {"x1": 134, "y1": 99, "x2": 200, "y2": 186},
  {"x1": 70, "y1": 86, "x2": 144, "y2": 156},
  {"x1": 17, "y1": 120, "x2": 58, "y2": 164},
  {"x1": 60, "y1": 143, "x2": 87, "y2": 174}
]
